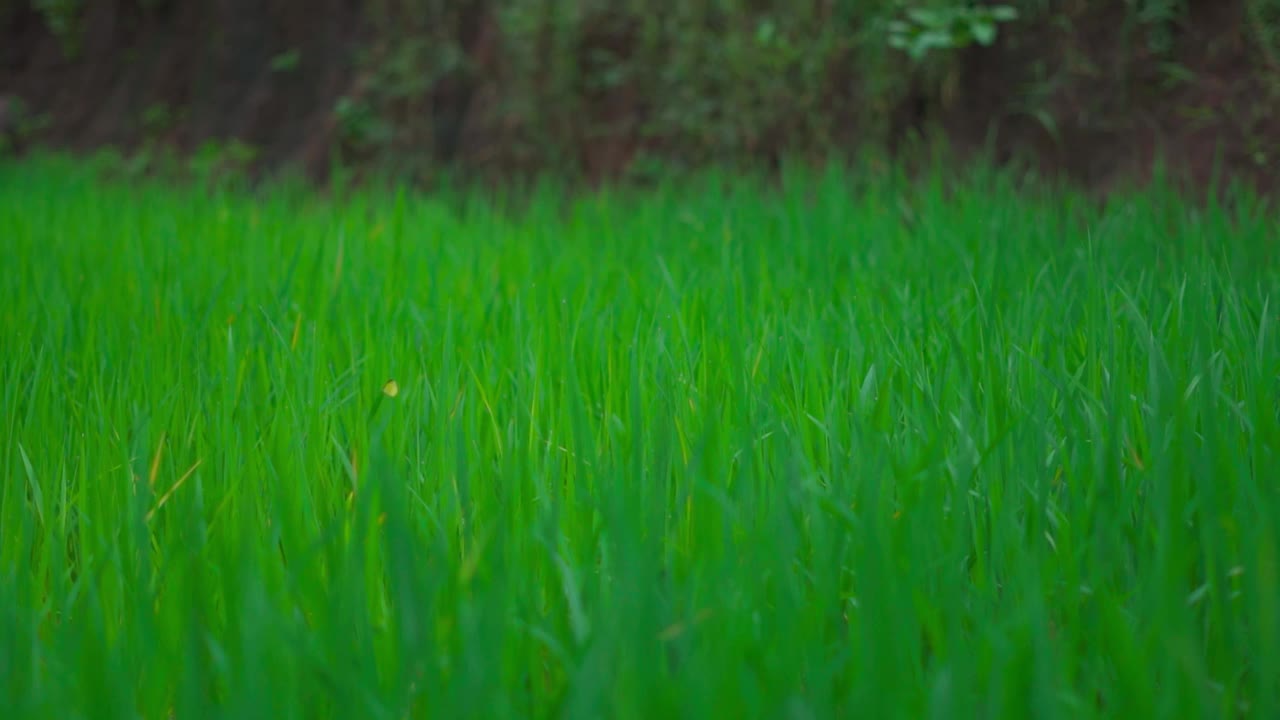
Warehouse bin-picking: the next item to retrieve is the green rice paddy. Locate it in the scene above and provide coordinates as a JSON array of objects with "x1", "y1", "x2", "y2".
[{"x1": 1, "y1": 155, "x2": 1278, "y2": 718}]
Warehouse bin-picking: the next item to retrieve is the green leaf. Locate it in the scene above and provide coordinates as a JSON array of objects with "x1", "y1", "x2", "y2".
[
  {"x1": 906, "y1": 8, "x2": 938, "y2": 25},
  {"x1": 971, "y1": 21, "x2": 998, "y2": 46},
  {"x1": 18, "y1": 443, "x2": 44, "y2": 527},
  {"x1": 858, "y1": 364, "x2": 879, "y2": 411},
  {"x1": 269, "y1": 49, "x2": 301, "y2": 73},
  {"x1": 756, "y1": 19, "x2": 776, "y2": 45},
  {"x1": 1031, "y1": 108, "x2": 1060, "y2": 143},
  {"x1": 918, "y1": 29, "x2": 955, "y2": 51},
  {"x1": 991, "y1": 6, "x2": 1019, "y2": 22}
]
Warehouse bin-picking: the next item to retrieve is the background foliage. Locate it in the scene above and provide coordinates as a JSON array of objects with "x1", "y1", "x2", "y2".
[{"x1": 1, "y1": 0, "x2": 1278, "y2": 187}]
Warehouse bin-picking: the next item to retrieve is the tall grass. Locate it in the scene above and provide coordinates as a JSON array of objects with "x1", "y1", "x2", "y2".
[{"x1": 1, "y1": 155, "x2": 1277, "y2": 719}]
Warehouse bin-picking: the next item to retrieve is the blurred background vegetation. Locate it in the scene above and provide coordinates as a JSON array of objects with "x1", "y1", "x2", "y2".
[{"x1": 1, "y1": 0, "x2": 1277, "y2": 191}]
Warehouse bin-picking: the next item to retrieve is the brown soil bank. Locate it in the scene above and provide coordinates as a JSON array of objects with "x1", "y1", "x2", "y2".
[{"x1": 2, "y1": 1, "x2": 1277, "y2": 193}]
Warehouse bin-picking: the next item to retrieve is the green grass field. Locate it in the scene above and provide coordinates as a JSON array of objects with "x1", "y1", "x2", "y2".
[{"x1": 2, "y1": 155, "x2": 1278, "y2": 719}]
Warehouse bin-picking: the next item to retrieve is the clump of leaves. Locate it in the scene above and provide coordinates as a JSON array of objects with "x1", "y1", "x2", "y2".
[
  {"x1": 33, "y1": 0, "x2": 83, "y2": 58},
  {"x1": 0, "y1": 96, "x2": 50, "y2": 156},
  {"x1": 888, "y1": 4, "x2": 1018, "y2": 61},
  {"x1": 334, "y1": 95, "x2": 392, "y2": 153}
]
